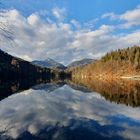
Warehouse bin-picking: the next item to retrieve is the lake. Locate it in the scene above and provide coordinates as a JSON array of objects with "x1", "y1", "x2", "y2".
[{"x1": 0, "y1": 79, "x2": 140, "y2": 140}]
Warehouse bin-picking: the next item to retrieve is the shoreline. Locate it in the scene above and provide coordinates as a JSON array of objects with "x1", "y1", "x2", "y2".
[
  {"x1": 121, "y1": 75, "x2": 140, "y2": 80},
  {"x1": 72, "y1": 74, "x2": 140, "y2": 81}
]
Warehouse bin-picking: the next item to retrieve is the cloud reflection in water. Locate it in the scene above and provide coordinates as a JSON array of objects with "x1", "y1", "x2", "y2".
[{"x1": 0, "y1": 85, "x2": 140, "y2": 140}]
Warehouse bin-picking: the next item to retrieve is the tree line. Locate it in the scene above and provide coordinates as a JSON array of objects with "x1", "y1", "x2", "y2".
[{"x1": 102, "y1": 46, "x2": 140, "y2": 67}]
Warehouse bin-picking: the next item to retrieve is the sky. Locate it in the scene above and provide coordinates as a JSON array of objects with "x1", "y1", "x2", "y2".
[{"x1": 0, "y1": 0, "x2": 140, "y2": 65}]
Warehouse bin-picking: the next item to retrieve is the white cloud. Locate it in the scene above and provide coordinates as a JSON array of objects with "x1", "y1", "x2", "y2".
[
  {"x1": 27, "y1": 14, "x2": 40, "y2": 26},
  {"x1": 120, "y1": 7, "x2": 140, "y2": 28},
  {"x1": 102, "y1": 12, "x2": 119, "y2": 20},
  {"x1": 52, "y1": 7, "x2": 66, "y2": 21},
  {"x1": 83, "y1": 18, "x2": 99, "y2": 29},
  {"x1": 71, "y1": 19, "x2": 81, "y2": 29},
  {"x1": 120, "y1": 7, "x2": 140, "y2": 21},
  {"x1": 0, "y1": 8, "x2": 140, "y2": 65},
  {"x1": 20, "y1": 55, "x2": 32, "y2": 61},
  {"x1": 102, "y1": 5, "x2": 140, "y2": 28}
]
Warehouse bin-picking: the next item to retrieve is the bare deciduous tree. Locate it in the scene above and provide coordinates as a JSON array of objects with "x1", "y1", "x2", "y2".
[{"x1": 0, "y1": 1, "x2": 14, "y2": 44}]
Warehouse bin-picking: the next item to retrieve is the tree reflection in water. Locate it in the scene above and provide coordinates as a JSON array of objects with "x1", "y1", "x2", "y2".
[
  {"x1": 0, "y1": 78, "x2": 140, "y2": 140},
  {"x1": 71, "y1": 78, "x2": 140, "y2": 107}
]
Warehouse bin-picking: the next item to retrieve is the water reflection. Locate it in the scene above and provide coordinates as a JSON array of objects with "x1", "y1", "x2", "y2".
[
  {"x1": 0, "y1": 78, "x2": 140, "y2": 140},
  {"x1": 71, "y1": 78, "x2": 140, "y2": 107},
  {"x1": 0, "y1": 78, "x2": 51, "y2": 101}
]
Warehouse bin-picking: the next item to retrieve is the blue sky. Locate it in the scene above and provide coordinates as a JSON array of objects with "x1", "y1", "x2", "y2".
[
  {"x1": 2, "y1": 0, "x2": 140, "y2": 25},
  {"x1": 0, "y1": 0, "x2": 140, "y2": 64},
  {"x1": 2, "y1": 0, "x2": 140, "y2": 21}
]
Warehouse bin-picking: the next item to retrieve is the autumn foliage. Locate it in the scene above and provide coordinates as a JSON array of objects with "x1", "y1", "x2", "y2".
[{"x1": 71, "y1": 46, "x2": 140, "y2": 79}]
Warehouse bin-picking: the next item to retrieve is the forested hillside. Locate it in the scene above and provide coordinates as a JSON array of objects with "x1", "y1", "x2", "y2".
[
  {"x1": 102, "y1": 46, "x2": 140, "y2": 66},
  {"x1": 71, "y1": 46, "x2": 140, "y2": 79},
  {"x1": 0, "y1": 49, "x2": 51, "y2": 79}
]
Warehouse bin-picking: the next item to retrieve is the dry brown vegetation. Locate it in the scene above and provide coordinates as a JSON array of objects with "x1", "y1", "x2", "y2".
[{"x1": 71, "y1": 46, "x2": 140, "y2": 79}]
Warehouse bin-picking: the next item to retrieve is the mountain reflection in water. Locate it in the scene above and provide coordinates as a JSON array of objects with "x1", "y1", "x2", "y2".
[{"x1": 0, "y1": 78, "x2": 140, "y2": 140}]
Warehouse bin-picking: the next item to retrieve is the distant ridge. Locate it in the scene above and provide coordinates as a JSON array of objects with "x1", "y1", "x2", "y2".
[
  {"x1": 32, "y1": 58, "x2": 66, "y2": 70},
  {"x1": 68, "y1": 58, "x2": 96, "y2": 68}
]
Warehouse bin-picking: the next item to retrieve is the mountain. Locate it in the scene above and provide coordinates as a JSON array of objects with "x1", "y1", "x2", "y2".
[
  {"x1": 32, "y1": 58, "x2": 66, "y2": 70},
  {"x1": 0, "y1": 49, "x2": 51, "y2": 79},
  {"x1": 68, "y1": 58, "x2": 95, "y2": 68}
]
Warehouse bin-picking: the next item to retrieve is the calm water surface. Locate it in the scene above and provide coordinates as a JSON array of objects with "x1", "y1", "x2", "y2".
[{"x1": 0, "y1": 79, "x2": 140, "y2": 140}]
